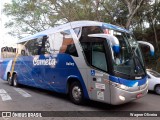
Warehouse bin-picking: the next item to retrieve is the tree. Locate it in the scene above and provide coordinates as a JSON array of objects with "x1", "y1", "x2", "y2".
[
  {"x1": 100, "y1": 0, "x2": 147, "y2": 29},
  {"x1": 3, "y1": 0, "x2": 150, "y2": 38},
  {"x1": 3, "y1": 0, "x2": 59, "y2": 38},
  {"x1": 145, "y1": 0, "x2": 160, "y2": 51},
  {"x1": 122, "y1": 0, "x2": 145, "y2": 29}
]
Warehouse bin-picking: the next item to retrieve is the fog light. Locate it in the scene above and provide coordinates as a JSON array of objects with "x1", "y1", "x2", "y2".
[{"x1": 119, "y1": 95, "x2": 125, "y2": 101}]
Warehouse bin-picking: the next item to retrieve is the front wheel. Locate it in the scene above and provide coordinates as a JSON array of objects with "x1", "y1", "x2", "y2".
[
  {"x1": 155, "y1": 85, "x2": 160, "y2": 95},
  {"x1": 13, "y1": 74, "x2": 19, "y2": 87},
  {"x1": 69, "y1": 82, "x2": 84, "y2": 105}
]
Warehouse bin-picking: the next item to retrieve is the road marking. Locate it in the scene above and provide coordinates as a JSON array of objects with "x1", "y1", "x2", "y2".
[
  {"x1": 0, "y1": 89, "x2": 12, "y2": 101},
  {"x1": 13, "y1": 88, "x2": 32, "y2": 97},
  {"x1": 0, "y1": 89, "x2": 7, "y2": 94}
]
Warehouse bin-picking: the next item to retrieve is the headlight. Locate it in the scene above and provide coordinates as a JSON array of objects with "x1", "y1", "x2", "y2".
[{"x1": 119, "y1": 84, "x2": 129, "y2": 90}]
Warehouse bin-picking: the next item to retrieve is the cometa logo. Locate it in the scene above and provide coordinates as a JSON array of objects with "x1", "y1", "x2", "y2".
[{"x1": 33, "y1": 57, "x2": 56, "y2": 66}]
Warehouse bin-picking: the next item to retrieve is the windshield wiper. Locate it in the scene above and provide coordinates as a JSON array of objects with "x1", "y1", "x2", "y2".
[
  {"x1": 133, "y1": 53, "x2": 146, "y2": 75},
  {"x1": 129, "y1": 43, "x2": 145, "y2": 75}
]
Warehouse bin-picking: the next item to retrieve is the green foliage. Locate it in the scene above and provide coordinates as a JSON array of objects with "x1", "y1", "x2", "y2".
[
  {"x1": 3, "y1": 0, "x2": 160, "y2": 69},
  {"x1": 3, "y1": 0, "x2": 59, "y2": 38},
  {"x1": 4, "y1": 0, "x2": 145, "y2": 38}
]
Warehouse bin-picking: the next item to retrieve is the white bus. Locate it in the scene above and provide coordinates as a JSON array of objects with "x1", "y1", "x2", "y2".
[{"x1": 0, "y1": 21, "x2": 154, "y2": 105}]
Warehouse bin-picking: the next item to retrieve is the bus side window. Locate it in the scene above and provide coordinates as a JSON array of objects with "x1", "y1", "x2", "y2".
[
  {"x1": 57, "y1": 30, "x2": 78, "y2": 57},
  {"x1": 22, "y1": 36, "x2": 50, "y2": 56},
  {"x1": 41, "y1": 36, "x2": 50, "y2": 54},
  {"x1": 13, "y1": 48, "x2": 16, "y2": 53},
  {"x1": 92, "y1": 42, "x2": 108, "y2": 72},
  {"x1": 22, "y1": 39, "x2": 39, "y2": 55},
  {"x1": 79, "y1": 26, "x2": 108, "y2": 72},
  {"x1": 21, "y1": 50, "x2": 25, "y2": 56},
  {"x1": 37, "y1": 36, "x2": 50, "y2": 55}
]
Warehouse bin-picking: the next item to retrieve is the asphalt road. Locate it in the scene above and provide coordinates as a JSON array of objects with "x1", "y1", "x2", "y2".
[{"x1": 0, "y1": 78, "x2": 160, "y2": 120}]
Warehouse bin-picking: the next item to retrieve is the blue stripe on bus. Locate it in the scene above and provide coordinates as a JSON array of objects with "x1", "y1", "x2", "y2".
[
  {"x1": 102, "y1": 24, "x2": 130, "y2": 33},
  {"x1": 109, "y1": 75, "x2": 147, "y2": 87},
  {"x1": 0, "y1": 58, "x2": 13, "y2": 80},
  {"x1": 12, "y1": 54, "x2": 89, "y2": 99}
]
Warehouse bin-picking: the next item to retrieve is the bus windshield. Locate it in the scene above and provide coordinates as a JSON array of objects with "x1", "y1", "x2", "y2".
[{"x1": 110, "y1": 31, "x2": 145, "y2": 78}]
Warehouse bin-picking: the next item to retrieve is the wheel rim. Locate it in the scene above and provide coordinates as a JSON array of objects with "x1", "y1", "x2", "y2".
[
  {"x1": 155, "y1": 86, "x2": 160, "y2": 94},
  {"x1": 72, "y1": 86, "x2": 82, "y2": 101},
  {"x1": 13, "y1": 76, "x2": 17, "y2": 86}
]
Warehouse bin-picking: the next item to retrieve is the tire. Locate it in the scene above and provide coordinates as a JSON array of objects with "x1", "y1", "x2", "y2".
[
  {"x1": 13, "y1": 74, "x2": 19, "y2": 87},
  {"x1": 155, "y1": 85, "x2": 160, "y2": 95},
  {"x1": 69, "y1": 81, "x2": 84, "y2": 105},
  {"x1": 7, "y1": 74, "x2": 13, "y2": 86}
]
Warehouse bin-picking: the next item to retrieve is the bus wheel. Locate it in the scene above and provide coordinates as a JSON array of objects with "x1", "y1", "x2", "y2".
[
  {"x1": 13, "y1": 74, "x2": 19, "y2": 87},
  {"x1": 8, "y1": 74, "x2": 13, "y2": 86},
  {"x1": 69, "y1": 81, "x2": 84, "y2": 104},
  {"x1": 155, "y1": 85, "x2": 160, "y2": 95}
]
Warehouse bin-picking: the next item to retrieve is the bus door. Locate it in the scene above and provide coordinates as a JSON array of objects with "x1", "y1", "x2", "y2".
[
  {"x1": 87, "y1": 40, "x2": 111, "y2": 102},
  {"x1": 85, "y1": 34, "x2": 119, "y2": 103},
  {"x1": 80, "y1": 36, "x2": 111, "y2": 102}
]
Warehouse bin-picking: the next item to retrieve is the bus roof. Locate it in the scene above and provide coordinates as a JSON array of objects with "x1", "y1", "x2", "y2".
[{"x1": 18, "y1": 20, "x2": 130, "y2": 43}]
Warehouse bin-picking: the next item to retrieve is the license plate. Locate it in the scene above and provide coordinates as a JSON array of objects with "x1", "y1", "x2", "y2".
[{"x1": 137, "y1": 93, "x2": 143, "y2": 98}]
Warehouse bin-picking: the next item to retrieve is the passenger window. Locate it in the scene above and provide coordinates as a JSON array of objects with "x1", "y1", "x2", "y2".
[
  {"x1": 18, "y1": 35, "x2": 50, "y2": 56},
  {"x1": 54, "y1": 30, "x2": 78, "y2": 57},
  {"x1": 21, "y1": 50, "x2": 25, "y2": 56},
  {"x1": 81, "y1": 41, "x2": 108, "y2": 72},
  {"x1": 79, "y1": 26, "x2": 108, "y2": 72},
  {"x1": 37, "y1": 36, "x2": 50, "y2": 55},
  {"x1": 92, "y1": 42, "x2": 108, "y2": 72}
]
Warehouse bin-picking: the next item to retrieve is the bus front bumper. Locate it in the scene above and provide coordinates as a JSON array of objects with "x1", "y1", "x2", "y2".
[{"x1": 110, "y1": 83, "x2": 148, "y2": 105}]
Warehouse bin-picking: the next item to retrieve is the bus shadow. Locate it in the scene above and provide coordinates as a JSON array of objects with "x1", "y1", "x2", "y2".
[
  {"x1": 1, "y1": 81, "x2": 145, "y2": 111},
  {"x1": 84, "y1": 100, "x2": 142, "y2": 111},
  {"x1": 18, "y1": 84, "x2": 143, "y2": 111},
  {"x1": 18, "y1": 84, "x2": 70, "y2": 101}
]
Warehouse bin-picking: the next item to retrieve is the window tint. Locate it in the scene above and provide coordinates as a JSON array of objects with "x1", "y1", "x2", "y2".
[
  {"x1": 81, "y1": 42, "x2": 91, "y2": 65},
  {"x1": 79, "y1": 26, "x2": 108, "y2": 72},
  {"x1": 92, "y1": 42, "x2": 108, "y2": 71},
  {"x1": 80, "y1": 26, "x2": 103, "y2": 42},
  {"x1": 18, "y1": 35, "x2": 50, "y2": 56},
  {"x1": 54, "y1": 30, "x2": 78, "y2": 57},
  {"x1": 17, "y1": 30, "x2": 78, "y2": 57},
  {"x1": 81, "y1": 40, "x2": 108, "y2": 72}
]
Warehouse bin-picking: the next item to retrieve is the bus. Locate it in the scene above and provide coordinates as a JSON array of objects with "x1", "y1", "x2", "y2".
[{"x1": 0, "y1": 21, "x2": 154, "y2": 105}]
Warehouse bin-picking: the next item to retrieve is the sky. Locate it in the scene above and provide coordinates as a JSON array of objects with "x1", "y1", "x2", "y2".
[{"x1": 0, "y1": 0, "x2": 18, "y2": 47}]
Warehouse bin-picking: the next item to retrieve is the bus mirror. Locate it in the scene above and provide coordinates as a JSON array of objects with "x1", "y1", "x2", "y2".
[
  {"x1": 137, "y1": 41, "x2": 154, "y2": 56},
  {"x1": 88, "y1": 34, "x2": 120, "y2": 54}
]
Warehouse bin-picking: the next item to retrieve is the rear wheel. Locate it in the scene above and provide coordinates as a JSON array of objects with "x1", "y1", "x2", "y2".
[
  {"x1": 155, "y1": 85, "x2": 160, "y2": 95},
  {"x1": 13, "y1": 74, "x2": 19, "y2": 87},
  {"x1": 69, "y1": 81, "x2": 84, "y2": 105},
  {"x1": 7, "y1": 74, "x2": 13, "y2": 86}
]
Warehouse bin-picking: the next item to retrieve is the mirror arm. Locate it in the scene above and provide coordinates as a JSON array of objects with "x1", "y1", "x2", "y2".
[{"x1": 137, "y1": 41, "x2": 154, "y2": 56}]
